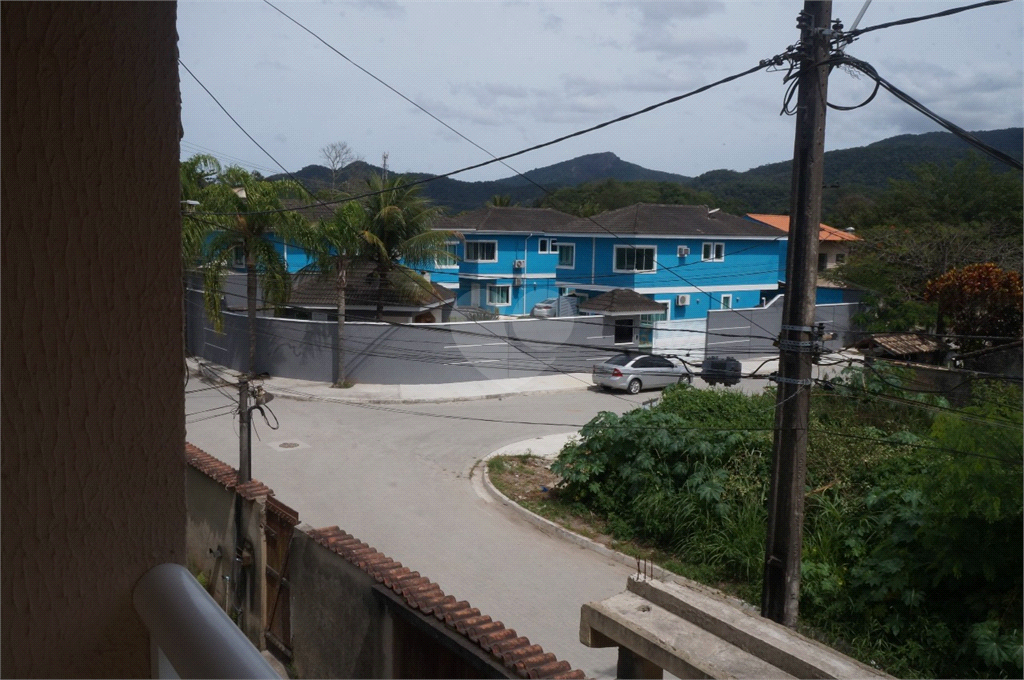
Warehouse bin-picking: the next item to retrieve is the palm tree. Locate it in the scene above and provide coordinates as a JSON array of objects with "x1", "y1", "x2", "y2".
[
  {"x1": 361, "y1": 174, "x2": 458, "y2": 320},
  {"x1": 487, "y1": 194, "x2": 515, "y2": 207},
  {"x1": 199, "y1": 167, "x2": 309, "y2": 374},
  {"x1": 293, "y1": 200, "x2": 370, "y2": 387},
  {"x1": 180, "y1": 154, "x2": 221, "y2": 360}
]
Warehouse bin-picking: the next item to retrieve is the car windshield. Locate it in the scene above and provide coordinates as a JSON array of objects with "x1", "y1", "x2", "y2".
[
  {"x1": 539, "y1": 299, "x2": 556, "y2": 305},
  {"x1": 605, "y1": 354, "x2": 632, "y2": 366}
]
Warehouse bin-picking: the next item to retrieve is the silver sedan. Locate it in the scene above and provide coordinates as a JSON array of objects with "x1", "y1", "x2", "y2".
[{"x1": 591, "y1": 353, "x2": 693, "y2": 394}]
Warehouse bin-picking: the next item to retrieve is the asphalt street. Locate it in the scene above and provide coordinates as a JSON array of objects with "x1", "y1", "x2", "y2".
[{"x1": 185, "y1": 382, "x2": 667, "y2": 678}]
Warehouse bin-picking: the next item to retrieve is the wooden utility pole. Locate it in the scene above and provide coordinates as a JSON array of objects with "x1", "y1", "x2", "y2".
[
  {"x1": 762, "y1": 0, "x2": 832, "y2": 627},
  {"x1": 238, "y1": 375, "x2": 251, "y2": 484}
]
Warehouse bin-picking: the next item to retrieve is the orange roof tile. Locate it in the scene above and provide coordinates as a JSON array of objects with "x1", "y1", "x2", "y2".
[
  {"x1": 185, "y1": 443, "x2": 274, "y2": 500},
  {"x1": 746, "y1": 213, "x2": 859, "y2": 242},
  {"x1": 308, "y1": 526, "x2": 586, "y2": 679}
]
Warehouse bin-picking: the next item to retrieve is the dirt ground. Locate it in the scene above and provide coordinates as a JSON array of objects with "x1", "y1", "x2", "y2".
[{"x1": 487, "y1": 455, "x2": 614, "y2": 544}]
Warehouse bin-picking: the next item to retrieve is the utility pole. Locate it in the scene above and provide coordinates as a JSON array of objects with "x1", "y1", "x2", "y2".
[
  {"x1": 762, "y1": 0, "x2": 832, "y2": 627},
  {"x1": 238, "y1": 375, "x2": 251, "y2": 483}
]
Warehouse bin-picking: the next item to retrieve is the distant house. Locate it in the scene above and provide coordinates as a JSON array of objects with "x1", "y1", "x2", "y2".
[
  {"x1": 854, "y1": 333, "x2": 945, "y2": 364},
  {"x1": 283, "y1": 262, "x2": 455, "y2": 324},
  {"x1": 744, "y1": 213, "x2": 862, "y2": 304},
  {"x1": 578, "y1": 288, "x2": 671, "y2": 345},
  {"x1": 436, "y1": 204, "x2": 787, "y2": 319}
]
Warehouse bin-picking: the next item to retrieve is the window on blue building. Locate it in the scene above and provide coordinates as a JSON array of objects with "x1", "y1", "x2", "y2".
[
  {"x1": 465, "y1": 241, "x2": 497, "y2": 262},
  {"x1": 487, "y1": 284, "x2": 510, "y2": 306},
  {"x1": 557, "y1": 243, "x2": 575, "y2": 268},
  {"x1": 436, "y1": 242, "x2": 459, "y2": 268},
  {"x1": 614, "y1": 246, "x2": 655, "y2": 272}
]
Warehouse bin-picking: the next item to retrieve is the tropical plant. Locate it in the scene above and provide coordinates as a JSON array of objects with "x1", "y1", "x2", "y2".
[
  {"x1": 292, "y1": 200, "x2": 371, "y2": 386},
  {"x1": 924, "y1": 263, "x2": 1023, "y2": 350},
  {"x1": 199, "y1": 167, "x2": 309, "y2": 374},
  {"x1": 486, "y1": 194, "x2": 515, "y2": 207},
  {"x1": 360, "y1": 173, "x2": 458, "y2": 320}
]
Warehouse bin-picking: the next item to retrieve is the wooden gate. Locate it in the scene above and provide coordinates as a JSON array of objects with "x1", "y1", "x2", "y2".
[{"x1": 264, "y1": 495, "x2": 299, "y2": 658}]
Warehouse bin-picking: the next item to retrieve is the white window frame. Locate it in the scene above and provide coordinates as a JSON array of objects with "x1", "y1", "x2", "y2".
[
  {"x1": 720, "y1": 294, "x2": 732, "y2": 310},
  {"x1": 436, "y1": 241, "x2": 459, "y2": 268},
  {"x1": 613, "y1": 245, "x2": 656, "y2": 273},
  {"x1": 557, "y1": 243, "x2": 575, "y2": 269},
  {"x1": 702, "y1": 242, "x2": 725, "y2": 262},
  {"x1": 486, "y1": 284, "x2": 511, "y2": 307},
  {"x1": 538, "y1": 238, "x2": 550, "y2": 253},
  {"x1": 464, "y1": 240, "x2": 497, "y2": 263}
]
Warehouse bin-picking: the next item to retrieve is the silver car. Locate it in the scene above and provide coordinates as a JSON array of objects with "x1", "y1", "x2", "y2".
[
  {"x1": 592, "y1": 353, "x2": 692, "y2": 394},
  {"x1": 530, "y1": 298, "x2": 558, "y2": 318}
]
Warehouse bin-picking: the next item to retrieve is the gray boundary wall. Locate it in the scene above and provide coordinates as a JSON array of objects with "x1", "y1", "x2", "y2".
[
  {"x1": 187, "y1": 289, "x2": 618, "y2": 384},
  {"x1": 705, "y1": 297, "x2": 862, "y2": 359}
]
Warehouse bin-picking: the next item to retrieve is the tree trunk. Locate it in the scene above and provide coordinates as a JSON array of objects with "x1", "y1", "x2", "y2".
[
  {"x1": 335, "y1": 258, "x2": 347, "y2": 387},
  {"x1": 247, "y1": 249, "x2": 257, "y2": 375},
  {"x1": 375, "y1": 265, "x2": 385, "y2": 321}
]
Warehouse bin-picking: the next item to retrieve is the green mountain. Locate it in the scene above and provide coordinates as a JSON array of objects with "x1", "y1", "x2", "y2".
[{"x1": 269, "y1": 128, "x2": 1021, "y2": 215}]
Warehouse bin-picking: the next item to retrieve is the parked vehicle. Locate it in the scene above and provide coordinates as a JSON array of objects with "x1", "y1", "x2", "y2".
[
  {"x1": 530, "y1": 295, "x2": 579, "y2": 318},
  {"x1": 592, "y1": 353, "x2": 692, "y2": 394},
  {"x1": 531, "y1": 298, "x2": 559, "y2": 318}
]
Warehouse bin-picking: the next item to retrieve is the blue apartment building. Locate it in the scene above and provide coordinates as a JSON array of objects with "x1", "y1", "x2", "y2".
[{"x1": 434, "y1": 204, "x2": 789, "y2": 319}]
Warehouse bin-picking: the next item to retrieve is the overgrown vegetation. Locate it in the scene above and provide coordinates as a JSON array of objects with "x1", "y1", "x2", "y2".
[{"x1": 548, "y1": 366, "x2": 1022, "y2": 678}]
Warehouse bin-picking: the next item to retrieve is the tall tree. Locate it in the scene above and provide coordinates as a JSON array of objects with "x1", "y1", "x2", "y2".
[
  {"x1": 361, "y1": 173, "x2": 457, "y2": 320},
  {"x1": 200, "y1": 167, "x2": 309, "y2": 374},
  {"x1": 293, "y1": 200, "x2": 370, "y2": 387},
  {"x1": 924, "y1": 263, "x2": 1023, "y2": 351},
  {"x1": 180, "y1": 154, "x2": 222, "y2": 360},
  {"x1": 487, "y1": 194, "x2": 515, "y2": 207},
  {"x1": 319, "y1": 141, "x2": 359, "y2": 195},
  {"x1": 831, "y1": 157, "x2": 1023, "y2": 332}
]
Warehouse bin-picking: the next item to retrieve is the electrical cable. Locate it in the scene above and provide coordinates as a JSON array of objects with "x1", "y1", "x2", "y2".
[
  {"x1": 845, "y1": 0, "x2": 1012, "y2": 38},
  {"x1": 822, "y1": 54, "x2": 1022, "y2": 171}
]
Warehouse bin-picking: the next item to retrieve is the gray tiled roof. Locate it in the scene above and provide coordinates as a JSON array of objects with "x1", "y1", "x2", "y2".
[
  {"x1": 281, "y1": 198, "x2": 340, "y2": 223},
  {"x1": 560, "y1": 204, "x2": 784, "y2": 237},
  {"x1": 579, "y1": 288, "x2": 666, "y2": 314},
  {"x1": 434, "y1": 207, "x2": 577, "y2": 232},
  {"x1": 436, "y1": 204, "x2": 784, "y2": 238},
  {"x1": 290, "y1": 262, "x2": 454, "y2": 309}
]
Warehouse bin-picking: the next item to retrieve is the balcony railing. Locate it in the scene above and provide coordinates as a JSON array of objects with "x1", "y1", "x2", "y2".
[{"x1": 133, "y1": 563, "x2": 279, "y2": 679}]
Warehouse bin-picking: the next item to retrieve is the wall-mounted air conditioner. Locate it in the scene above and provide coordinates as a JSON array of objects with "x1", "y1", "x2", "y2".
[
  {"x1": 676, "y1": 294, "x2": 690, "y2": 306},
  {"x1": 677, "y1": 246, "x2": 690, "y2": 257},
  {"x1": 513, "y1": 259, "x2": 526, "y2": 269},
  {"x1": 513, "y1": 277, "x2": 524, "y2": 286}
]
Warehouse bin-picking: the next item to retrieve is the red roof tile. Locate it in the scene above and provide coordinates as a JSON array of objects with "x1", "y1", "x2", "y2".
[
  {"x1": 185, "y1": 443, "x2": 274, "y2": 500},
  {"x1": 746, "y1": 213, "x2": 859, "y2": 242},
  {"x1": 307, "y1": 526, "x2": 585, "y2": 679}
]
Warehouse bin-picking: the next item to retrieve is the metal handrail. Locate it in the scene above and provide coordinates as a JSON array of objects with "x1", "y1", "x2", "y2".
[{"x1": 133, "y1": 563, "x2": 279, "y2": 679}]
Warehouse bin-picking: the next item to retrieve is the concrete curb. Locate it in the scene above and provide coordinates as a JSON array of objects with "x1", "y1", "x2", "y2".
[
  {"x1": 186, "y1": 358, "x2": 592, "y2": 405},
  {"x1": 477, "y1": 443, "x2": 760, "y2": 613}
]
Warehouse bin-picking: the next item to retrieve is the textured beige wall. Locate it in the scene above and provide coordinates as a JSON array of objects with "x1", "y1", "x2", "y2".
[{"x1": 1, "y1": 3, "x2": 185, "y2": 677}]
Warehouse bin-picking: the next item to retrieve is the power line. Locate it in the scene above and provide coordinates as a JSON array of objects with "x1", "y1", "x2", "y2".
[
  {"x1": 845, "y1": 0, "x2": 1013, "y2": 38},
  {"x1": 824, "y1": 54, "x2": 1022, "y2": 171}
]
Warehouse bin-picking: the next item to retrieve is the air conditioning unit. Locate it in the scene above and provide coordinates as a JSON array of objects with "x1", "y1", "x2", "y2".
[
  {"x1": 513, "y1": 259, "x2": 526, "y2": 269},
  {"x1": 676, "y1": 294, "x2": 690, "y2": 306},
  {"x1": 513, "y1": 277, "x2": 524, "y2": 286},
  {"x1": 677, "y1": 246, "x2": 690, "y2": 257}
]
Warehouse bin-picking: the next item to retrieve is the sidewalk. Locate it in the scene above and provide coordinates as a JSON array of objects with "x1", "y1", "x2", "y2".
[
  {"x1": 187, "y1": 354, "x2": 850, "y2": 404},
  {"x1": 187, "y1": 356, "x2": 594, "y2": 404}
]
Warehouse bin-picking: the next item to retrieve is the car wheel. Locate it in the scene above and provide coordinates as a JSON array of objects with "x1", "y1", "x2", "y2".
[{"x1": 627, "y1": 379, "x2": 641, "y2": 395}]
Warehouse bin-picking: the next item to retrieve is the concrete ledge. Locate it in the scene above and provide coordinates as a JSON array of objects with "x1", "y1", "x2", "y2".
[
  {"x1": 627, "y1": 577, "x2": 890, "y2": 679},
  {"x1": 581, "y1": 592, "x2": 795, "y2": 680}
]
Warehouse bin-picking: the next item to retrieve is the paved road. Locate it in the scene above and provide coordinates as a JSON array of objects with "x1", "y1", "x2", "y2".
[{"x1": 186, "y1": 382, "x2": 673, "y2": 678}]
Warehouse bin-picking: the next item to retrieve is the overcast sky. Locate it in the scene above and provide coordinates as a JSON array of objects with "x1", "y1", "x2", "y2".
[{"x1": 178, "y1": 1, "x2": 1023, "y2": 183}]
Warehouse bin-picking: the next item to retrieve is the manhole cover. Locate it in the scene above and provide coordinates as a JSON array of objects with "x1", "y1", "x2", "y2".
[{"x1": 279, "y1": 442, "x2": 300, "y2": 449}]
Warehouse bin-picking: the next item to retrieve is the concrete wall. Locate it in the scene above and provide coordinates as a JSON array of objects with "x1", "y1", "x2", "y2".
[
  {"x1": 185, "y1": 467, "x2": 269, "y2": 649},
  {"x1": 1, "y1": 3, "x2": 186, "y2": 676},
  {"x1": 705, "y1": 298, "x2": 862, "y2": 359},
  {"x1": 288, "y1": 527, "x2": 513, "y2": 679},
  {"x1": 289, "y1": 528, "x2": 392, "y2": 678},
  {"x1": 187, "y1": 288, "x2": 619, "y2": 383}
]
